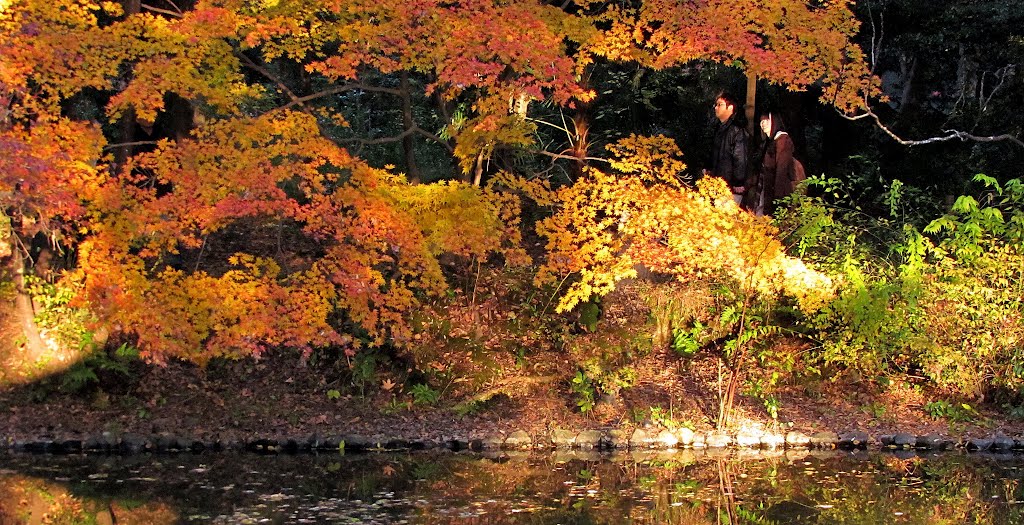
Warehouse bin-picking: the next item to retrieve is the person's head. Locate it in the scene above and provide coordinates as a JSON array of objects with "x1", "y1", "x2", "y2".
[
  {"x1": 714, "y1": 91, "x2": 740, "y2": 123},
  {"x1": 759, "y1": 112, "x2": 786, "y2": 138}
]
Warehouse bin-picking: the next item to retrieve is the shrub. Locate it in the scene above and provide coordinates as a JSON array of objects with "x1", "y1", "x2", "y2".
[{"x1": 786, "y1": 174, "x2": 1024, "y2": 399}]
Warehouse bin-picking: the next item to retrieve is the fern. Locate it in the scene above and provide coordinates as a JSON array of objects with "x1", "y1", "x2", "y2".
[{"x1": 60, "y1": 364, "x2": 99, "y2": 394}]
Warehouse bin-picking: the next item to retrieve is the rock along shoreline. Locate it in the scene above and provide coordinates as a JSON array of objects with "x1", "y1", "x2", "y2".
[{"x1": 2, "y1": 428, "x2": 1022, "y2": 456}]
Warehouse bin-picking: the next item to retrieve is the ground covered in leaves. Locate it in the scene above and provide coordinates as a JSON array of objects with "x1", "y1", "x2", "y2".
[{"x1": 2, "y1": 277, "x2": 1022, "y2": 446}]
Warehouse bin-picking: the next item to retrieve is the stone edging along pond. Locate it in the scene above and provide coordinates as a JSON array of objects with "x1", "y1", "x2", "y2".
[{"x1": 3, "y1": 427, "x2": 1023, "y2": 455}]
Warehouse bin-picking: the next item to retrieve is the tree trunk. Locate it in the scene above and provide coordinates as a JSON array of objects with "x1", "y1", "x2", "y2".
[
  {"x1": 399, "y1": 71, "x2": 422, "y2": 184},
  {"x1": 569, "y1": 113, "x2": 589, "y2": 180},
  {"x1": 745, "y1": 72, "x2": 757, "y2": 137},
  {"x1": 472, "y1": 149, "x2": 485, "y2": 186},
  {"x1": 897, "y1": 55, "x2": 917, "y2": 116},
  {"x1": 113, "y1": 0, "x2": 143, "y2": 169},
  {"x1": 9, "y1": 240, "x2": 47, "y2": 362}
]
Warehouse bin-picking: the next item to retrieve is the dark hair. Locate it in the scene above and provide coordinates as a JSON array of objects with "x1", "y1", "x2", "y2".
[
  {"x1": 759, "y1": 111, "x2": 787, "y2": 138},
  {"x1": 716, "y1": 91, "x2": 742, "y2": 110},
  {"x1": 715, "y1": 91, "x2": 746, "y2": 128}
]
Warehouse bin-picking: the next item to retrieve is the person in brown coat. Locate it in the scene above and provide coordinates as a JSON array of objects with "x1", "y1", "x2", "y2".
[{"x1": 757, "y1": 112, "x2": 797, "y2": 215}]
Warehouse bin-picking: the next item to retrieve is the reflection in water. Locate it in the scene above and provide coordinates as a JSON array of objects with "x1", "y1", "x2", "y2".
[{"x1": 3, "y1": 448, "x2": 1024, "y2": 524}]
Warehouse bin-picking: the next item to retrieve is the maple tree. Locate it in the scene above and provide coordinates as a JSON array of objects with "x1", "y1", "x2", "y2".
[
  {"x1": 524, "y1": 135, "x2": 834, "y2": 314},
  {"x1": 0, "y1": 0, "x2": 878, "y2": 363},
  {"x1": 586, "y1": 0, "x2": 881, "y2": 112}
]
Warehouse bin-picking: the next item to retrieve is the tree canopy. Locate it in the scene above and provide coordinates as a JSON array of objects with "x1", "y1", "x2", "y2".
[{"x1": 1, "y1": 0, "x2": 881, "y2": 362}]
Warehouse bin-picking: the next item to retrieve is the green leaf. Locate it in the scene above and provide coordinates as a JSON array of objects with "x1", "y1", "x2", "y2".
[
  {"x1": 923, "y1": 216, "x2": 954, "y2": 234},
  {"x1": 973, "y1": 173, "x2": 998, "y2": 190},
  {"x1": 952, "y1": 195, "x2": 979, "y2": 214}
]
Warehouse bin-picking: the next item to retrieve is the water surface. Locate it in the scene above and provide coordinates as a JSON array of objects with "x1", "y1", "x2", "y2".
[{"x1": 3, "y1": 448, "x2": 1024, "y2": 524}]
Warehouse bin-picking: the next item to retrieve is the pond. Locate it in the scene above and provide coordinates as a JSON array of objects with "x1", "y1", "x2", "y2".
[{"x1": 3, "y1": 448, "x2": 1024, "y2": 524}]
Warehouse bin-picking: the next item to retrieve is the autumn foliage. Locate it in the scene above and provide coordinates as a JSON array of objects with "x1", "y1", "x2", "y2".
[
  {"x1": 70, "y1": 111, "x2": 525, "y2": 363},
  {"x1": 0, "y1": 0, "x2": 875, "y2": 363},
  {"x1": 529, "y1": 136, "x2": 834, "y2": 314}
]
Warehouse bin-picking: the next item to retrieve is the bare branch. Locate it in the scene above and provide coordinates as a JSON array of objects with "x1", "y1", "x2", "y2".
[
  {"x1": 162, "y1": 0, "x2": 184, "y2": 14},
  {"x1": 841, "y1": 107, "x2": 1024, "y2": 148},
  {"x1": 339, "y1": 124, "x2": 454, "y2": 153},
  {"x1": 102, "y1": 140, "x2": 161, "y2": 150},
  {"x1": 866, "y1": 1, "x2": 884, "y2": 74},
  {"x1": 525, "y1": 116, "x2": 571, "y2": 135},
  {"x1": 341, "y1": 128, "x2": 416, "y2": 146},
  {"x1": 532, "y1": 149, "x2": 608, "y2": 163},
  {"x1": 413, "y1": 127, "x2": 453, "y2": 153},
  {"x1": 140, "y1": 3, "x2": 183, "y2": 17},
  {"x1": 980, "y1": 64, "x2": 1016, "y2": 116},
  {"x1": 278, "y1": 82, "x2": 402, "y2": 111},
  {"x1": 237, "y1": 53, "x2": 307, "y2": 111}
]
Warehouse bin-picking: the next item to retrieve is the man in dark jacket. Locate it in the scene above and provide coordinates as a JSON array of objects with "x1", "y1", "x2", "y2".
[{"x1": 707, "y1": 91, "x2": 750, "y2": 206}]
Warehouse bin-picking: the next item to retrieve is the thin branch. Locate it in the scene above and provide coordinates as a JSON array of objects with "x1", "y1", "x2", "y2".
[
  {"x1": 340, "y1": 128, "x2": 416, "y2": 146},
  {"x1": 866, "y1": 1, "x2": 881, "y2": 73},
  {"x1": 979, "y1": 64, "x2": 1016, "y2": 116},
  {"x1": 237, "y1": 53, "x2": 307, "y2": 111},
  {"x1": 162, "y1": 0, "x2": 183, "y2": 14},
  {"x1": 278, "y1": 82, "x2": 402, "y2": 111},
  {"x1": 140, "y1": 3, "x2": 183, "y2": 17},
  {"x1": 532, "y1": 149, "x2": 609, "y2": 163},
  {"x1": 102, "y1": 140, "x2": 161, "y2": 150},
  {"x1": 339, "y1": 124, "x2": 452, "y2": 153},
  {"x1": 841, "y1": 107, "x2": 1024, "y2": 148},
  {"x1": 413, "y1": 127, "x2": 454, "y2": 153},
  {"x1": 525, "y1": 116, "x2": 571, "y2": 134}
]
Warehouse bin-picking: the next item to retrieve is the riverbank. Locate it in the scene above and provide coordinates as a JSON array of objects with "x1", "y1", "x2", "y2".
[
  {"x1": 3, "y1": 276, "x2": 1023, "y2": 455},
  {"x1": 3, "y1": 344, "x2": 1023, "y2": 455}
]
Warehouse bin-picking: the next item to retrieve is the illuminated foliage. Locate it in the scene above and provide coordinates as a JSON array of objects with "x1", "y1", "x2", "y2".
[
  {"x1": 66, "y1": 111, "x2": 521, "y2": 363},
  {"x1": 782, "y1": 175, "x2": 1024, "y2": 398},
  {"x1": 533, "y1": 136, "x2": 835, "y2": 314},
  {"x1": 0, "y1": 0, "x2": 875, "y2": 364},
  {"x1": 585, "y1": 0, "x2": 881, "y2": 112},
  {"x1": 236, "y1": 0, "x2": 595, "y2": 175},
  {"x1": 0, "y1": 119, "x2": 105, "y2": 237}
]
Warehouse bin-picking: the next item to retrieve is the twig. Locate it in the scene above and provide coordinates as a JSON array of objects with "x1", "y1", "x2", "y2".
[
  {"x1": 541, "y1": 273, "x2": 572, "y2": 317},
  {"x1": 193, "y1": 234, "x2": 207, "y2": 272},
  {"x1": 469, "y1": 257, "x2": 481, "y2": 308}
]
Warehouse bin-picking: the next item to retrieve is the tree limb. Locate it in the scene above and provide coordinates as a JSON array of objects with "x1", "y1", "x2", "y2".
[
  {"x1": 279, "y1": 83, "x2": 403, "y2": 111},
  {"x1": 140, "y1": 3, "x2": 183, "y2": 17},
  {"x1": 340, "y1": 124, "x2": 453, "y2": 153},
  {"x1": 237, "y1": 52, "x2": 308, "y2": 111},
  {"x1": 102, "y1": 140, "x2": 161, "y2": 150},
  {"x1": 532, "y1": 149, "x2": 609, "y2": 163},
  {"x1": 842, "y1": 108, "x2": 1024, "y2": 148}
]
